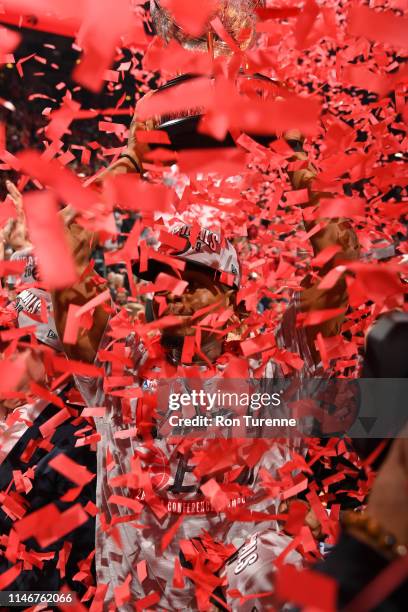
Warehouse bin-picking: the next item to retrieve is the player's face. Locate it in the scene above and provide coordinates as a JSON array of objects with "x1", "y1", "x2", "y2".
[{"x1": 152, "y1": 266, "x2": 233, "y2": 347}]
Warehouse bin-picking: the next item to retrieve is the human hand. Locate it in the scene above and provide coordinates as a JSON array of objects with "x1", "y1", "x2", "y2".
[
  {"x1": 126, "y1": 93, "x2": 157, "y2": 168},
  {"x1": 0, "y1": 348, "x2": 47, "y2": 413},
  {"x1": 125, "y1": 301, "x2": 145, "y2": 318},
  {"x1": 64, "y1": 220, "x2": 97, "y2": 274},
  {"x1": 282, "y1": 131, "x2": 316, "y2": 191},
  {"x1": 279, "y1": 499, "x2": 323, "y2": 540},
  {"x1": 1, "y1": 181, "x2": 29, "y2": 251},
  {"x1": 5, "y1": 180, "x2": 23, "y2": 213},
  {"x1": 366, "y1": 432, "x2": 408, "y2": 547},
  {"x1": 308, "y1": 217, "x2": 360, "y2": 264},
  {"x1": 89, "y1": 99, "x2": 156, "y2": 186}
]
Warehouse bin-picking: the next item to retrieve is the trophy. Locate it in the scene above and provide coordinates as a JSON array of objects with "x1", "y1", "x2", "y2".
[
  {"x1": 150, "y1": 0, "x2": 263, "y2": 54},
  {"x1": 148, "y1": 0, "x2": 278, "y2": 150}
]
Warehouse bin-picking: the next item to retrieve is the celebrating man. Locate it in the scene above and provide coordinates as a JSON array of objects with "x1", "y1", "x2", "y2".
[
  {"x1": 46, "y1": 1, "x2": 361, "y2": 608},
  {"x1": 50, "y1": 172, "x2": 358, "y2": 611}
]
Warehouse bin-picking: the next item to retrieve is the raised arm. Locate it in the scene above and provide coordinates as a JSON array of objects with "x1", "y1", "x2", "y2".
[
  {"x1": 1, "y1": 181, "x2": 29, "y2": 253},
  {"x1": 0, "y1": 181, "x2": 106, "y2": 363},
  {"x1": 52, "y1": 107, "x2": 152, "y2": 363},
  {"x1": 87, "y1": 104, "x2": 154, "y2": 186},
  {"x1": 286, "y1": 134, "x2": 360, "y2": 361},
  {"x1": 51, "y1": 218, "x2": 110, "y2": 363},
  {"x1": 1, "y1": 181, "x2": 31, "y2": 287}
]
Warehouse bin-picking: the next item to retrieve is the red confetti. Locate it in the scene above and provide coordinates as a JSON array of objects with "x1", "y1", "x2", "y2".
[
  {"x1": 348, "y1": 4, "x2": 408, "y2": 49},
  {"x1": 14, "y1": 503, "x2": 89, "y2": 547},
  {"x1": 160, "y1": 0, "x2": 217, "y2": 37},
  {"x1": 0, "y1": 563, "x2": 22, "y2": 590},
  {"x1": 48, "y1": 453, "x2": 95, "y2": 487},
  {"x1": 275, "y1": 564, "x2": 337, "y2": 611},
  {"x1": 22, "y1": 190, "x2": 77, "y2": 289}
]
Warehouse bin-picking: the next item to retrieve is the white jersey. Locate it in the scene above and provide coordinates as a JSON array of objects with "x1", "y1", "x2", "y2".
[
  {"x1": 0, "y1": 398, "x2": 53, "y2": 463},
  {"x1": 8, "y1": 247, "x2": 62, "y2": 351},
  {"x1": 224, "y1": 528, "x2": 303, "y2": 611},
  {"x1": 13, "y1": 287, "x2": 62, "y2": 351},
  {"x1": 8, "y1": 246, "x2": 38, "y2": 286},
  {"x1": 73, "y1": 293, "x2": 318, "y2": 610}
]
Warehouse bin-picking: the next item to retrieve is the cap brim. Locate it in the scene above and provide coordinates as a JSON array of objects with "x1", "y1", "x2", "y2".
[
  {"x1": 132, "y1": 257, "x2": 238, "y2": 292},
  {"x1": 132, "y1": 258, "x2": 178, "y2": 283},
  {"x1": 157, "y1": 116, "x2": 236, "y2": 150},
  {"x1": 149, "y1": 73, "x2": 280, "y2": 151},
  {"x1": 154, "y1": 115, "x2": 277, "y2": 151}
]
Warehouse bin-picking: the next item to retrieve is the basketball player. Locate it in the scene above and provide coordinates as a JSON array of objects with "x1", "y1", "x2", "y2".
[{"x1": 47, "y1": 2, "x2": 361, "y2": 609}]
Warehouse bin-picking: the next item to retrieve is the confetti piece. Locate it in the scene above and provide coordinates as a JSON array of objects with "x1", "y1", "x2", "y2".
[
  {"x1": 275, "y1": 564, "x2": 337, "y2": 611},
  {"x1": 89, "y1": 584, "x2": 109, "y2": 612},
  {"x1": 73, "y1": 0, "x2": 135, "y2": 92},
  {"x1": 181, "y1": 335, "x2": 195, "y2": 364},
  {"x1": 0, "y1": 563, "x2": 22, "y2": 589},
  {"x1": 161, "y1": 516, "x2": 183, "y2": 552},
  {"x1": 201, "y1": 478, "x2": 231, "y2": 512},
  {"x1": 136, "y1": 560, "x2": 148, "y2": 583},
  {"x1": 114, "y1": 572, "x2": 132, "y2": 608},
  {"x1": 240, "y1": 333, "x2": 276, "y2": 357},
  {"x1": 52, "y1": 355, "x2": 104, "y2": 377},
  {"x1": 341, "y1": 63, "x2": 408, "y2": 97},
  {"x1": 314, "y1": 197, "x2": 366, "y2": 219},
  {"x1": 22, "y1": 190, "x2": 77, "y2": 290},
  {"x1": 311, "y1": 245, "x2": 342, "y2": 268},
  {"x1": 135, "y1": 592, "x2": 161, "y2": 612},
  {"x1": 143, "y1": 36, "x2": 213, "y2": 75},
  {"x1": 104, "y1": 174, "x2": 173, "y2": 213},
  {"x1": 0, "y1": 26, "x2": 21, "y2": 63},
  {"x1": 39, "y1": 407, "x2": 71, "y2": 438},
  {"x1": 18, "y1": 150, "x2": 99, "y2": 213},
  {"x1": 348, "y1": 5, "x2": 408, "y2": 49},
  {"x1": 56, "y1": 541, "x2": 73, "y2": 579},
  {"x1": 160, "y1": 0, "x2": 217, "y2": 37},
  {"x1": 135, "y1": 130, "x2": 171, "y2": 145},
  {"x1": 14, "y1": 503, "x2": 89, "y2": 547},
  {"x1": 48, "y1": 453, "x2": 95, "y2": 487},
  {"x1": 294, "y1": 0, "x2": 320, "y2": 49},
  {"x1": 302, "y1": 308, "x2": 346, "y2": 327},
  {"x1": 0, "y1": 354, "x2": 27, "y2": 394},
  {"x1": 81, "y1": 406, "x2": 107, "y2": 417},
  {"x1": 63, "y1": 304, "x2": 83, "y2": 346},
  {"x1": 0, "y1": 260, "x2": 26, "y2": 277},
  {"x1": 257, "y1": 6, "x2": 301, "y2": 20},
  {"x1": 177, "y1": 148, "x2": 249, "y2": 176},
  {"x1": 201, "y1": 79, "x2": 322, "y2": 138},
  {"x1": 107, "y1": 494, "x2": 143, "y2": 514},
  {"x1": 284, "y1": 188, "x2": 310, "y2": 206},
  {"x1": 137, "y1": 76, "x2": 214, "y2": 121},
  {"x1": 210, "y1": 16, "x2": 242, "y2": 54}
]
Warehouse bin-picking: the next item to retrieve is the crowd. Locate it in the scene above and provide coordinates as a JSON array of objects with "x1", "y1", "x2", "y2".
[{"x1": 0, "y1": 68, "x2": 128, "y2": 196}]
